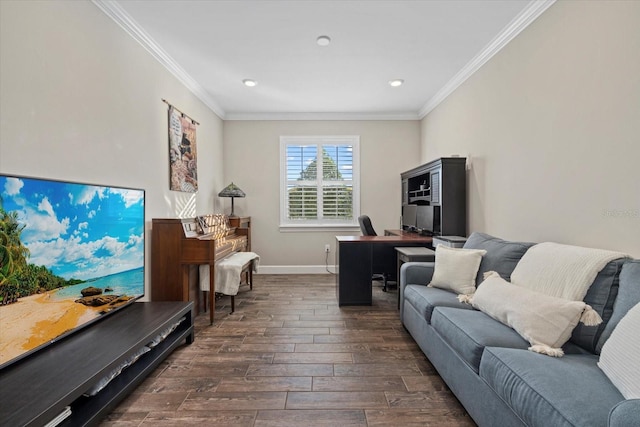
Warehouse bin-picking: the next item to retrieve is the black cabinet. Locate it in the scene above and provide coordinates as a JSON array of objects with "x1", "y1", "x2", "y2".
[
  {"x1": 335, "y1": 236, "x2": 433, "y2": 306},
  {"x1": 335, "y1": 237, "x2": 373, "y2": 306},
  {"x1": 401, "y1": 157, "x2": 466, "y2": 237}
]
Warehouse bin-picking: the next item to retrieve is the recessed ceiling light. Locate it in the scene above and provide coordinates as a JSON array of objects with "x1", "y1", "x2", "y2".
[
  {"x1": 316, "y1": 35, "x2": 331, "y2": 46},
  {"x1": 242, "y1": 79, "x2": 257, "y2": 87},
  {"x1": 389, "y1": 79, "x2": 404, "y2": 87}
]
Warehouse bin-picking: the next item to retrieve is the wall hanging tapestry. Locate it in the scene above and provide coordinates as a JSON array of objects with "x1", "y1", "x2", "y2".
[{"x1": 166, "y1": 100, "x2": 199, "y2": 192}]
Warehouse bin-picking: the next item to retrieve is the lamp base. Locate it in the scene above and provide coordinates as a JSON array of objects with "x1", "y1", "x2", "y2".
[{"x1": 229, "y1": 197, "x2": 236, "y2": 217}]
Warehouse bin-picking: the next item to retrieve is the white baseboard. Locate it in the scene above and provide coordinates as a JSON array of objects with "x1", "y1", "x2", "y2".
[{"x1": 257, "y1": 265, "x2": 337, "y2": 275}]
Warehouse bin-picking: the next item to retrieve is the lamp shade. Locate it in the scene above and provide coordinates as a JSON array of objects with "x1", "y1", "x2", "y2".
[
  {"x1": 218, "y1": 183, "x2": 245, "y2": 217},
  {"x1": 218, "y1": 182, "x2": 246, "y2": 198}
]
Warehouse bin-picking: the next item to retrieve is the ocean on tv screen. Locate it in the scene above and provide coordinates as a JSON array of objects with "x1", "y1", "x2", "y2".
[{"x1": 0, "y1": 174, "x2": 145, "y2": 367}]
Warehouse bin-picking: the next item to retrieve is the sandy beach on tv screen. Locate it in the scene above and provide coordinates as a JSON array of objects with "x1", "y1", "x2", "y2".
[{"x1": 0, "y1": 292, "x2": 98, "y2": 365}]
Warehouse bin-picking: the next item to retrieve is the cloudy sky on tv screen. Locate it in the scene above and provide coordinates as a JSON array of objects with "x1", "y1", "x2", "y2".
[{"x1": 0, "y1": 175, "x2": 144, "y2": 282}]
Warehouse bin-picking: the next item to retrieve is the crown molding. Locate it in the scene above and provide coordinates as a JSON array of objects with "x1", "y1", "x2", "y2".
[
  {"x1": 224, "y1": 111, "x2": 421, "y2": 121},
  {"x1": 92, "y1": 0, "x2": 226, "y2": 120},
  {"x1": 418, "y1": 0, "x2": 556, "y2": 119}
]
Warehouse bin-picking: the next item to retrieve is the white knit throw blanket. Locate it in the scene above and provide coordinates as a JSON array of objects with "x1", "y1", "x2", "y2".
[
  {"x1": 510, "y1": 242, "x2": 628, "y2": 301},
  {"x1": 199, "y1": 252, "x2": 260, "y2": 295}
]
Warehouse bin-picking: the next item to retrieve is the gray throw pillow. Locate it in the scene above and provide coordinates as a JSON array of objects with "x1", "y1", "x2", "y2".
[
  {"x1": 595, "y1": 260, "x2": 640, "y2": 353},
  {"x1": 462, "y1": 232, "x2": 534, "y2": 286},
  {"x1": 570, "y1": 258, "x2": 626, "y2": 354}
]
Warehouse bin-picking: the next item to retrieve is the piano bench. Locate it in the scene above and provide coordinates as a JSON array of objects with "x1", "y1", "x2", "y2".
[
  {"x1": 229, "y1": 257, "x2": 255, "y2": 313},
  {"x1": 202, "y1": 256, "x2": 257, "y2": 315}
]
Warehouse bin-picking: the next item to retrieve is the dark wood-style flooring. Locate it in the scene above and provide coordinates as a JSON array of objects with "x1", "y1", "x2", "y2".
[{"x1": 101, "y1": 274, "x2": 475, "y2": 426}]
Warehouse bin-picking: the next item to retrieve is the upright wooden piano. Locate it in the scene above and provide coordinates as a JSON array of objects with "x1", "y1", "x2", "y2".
[{"x1": 151, "y1": 216, "x2": 250, "y2": 324}]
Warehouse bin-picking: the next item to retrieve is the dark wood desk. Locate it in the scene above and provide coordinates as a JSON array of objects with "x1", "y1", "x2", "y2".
[
  {"x1": 384, "y1": 229, "x2": 433, "y2": 239},
  {"x1": 335, "y1": 235, "x2": 432, "y2": 306}
]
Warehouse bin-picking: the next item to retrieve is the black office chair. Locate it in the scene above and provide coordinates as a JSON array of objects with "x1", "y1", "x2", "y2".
[
  {"x1": 358, "y1": 215, "x2": 389, "y2": 291},
  {"x1": 358, "y1": 215, "x2": 377, "y2": 236}
]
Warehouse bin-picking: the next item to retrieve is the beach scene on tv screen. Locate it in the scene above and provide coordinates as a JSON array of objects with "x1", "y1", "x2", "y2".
[{"x1": 0, "y1": 175, "x2": 144, "y2": 366}]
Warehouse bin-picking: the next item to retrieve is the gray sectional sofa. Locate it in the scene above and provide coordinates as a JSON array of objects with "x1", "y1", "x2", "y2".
[{"x1": 399, "y1": 232, "x2": 640, "y2": 427}]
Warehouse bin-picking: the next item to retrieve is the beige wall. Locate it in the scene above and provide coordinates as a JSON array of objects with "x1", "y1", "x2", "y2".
[
  {"x1": 421, "y1": 0, "x2": 640, "y2": 257},
  {"x1": 223, "y1": 120, "x2": 421, "y2": 271},
  {"x1": 0, "y1": 0, "x2": 226, "y2": 296},
  {"x1": 4, "y1": 0, "x2": 635, "y2": 281}
]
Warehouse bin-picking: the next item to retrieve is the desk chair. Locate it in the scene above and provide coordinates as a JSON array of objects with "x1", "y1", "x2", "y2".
[
  {"x1": 358, "y1": 215, "x2": 389, "y2": 291},
  {"x1": 358, "y1": 215, "x2": 377, "y2": 236}
]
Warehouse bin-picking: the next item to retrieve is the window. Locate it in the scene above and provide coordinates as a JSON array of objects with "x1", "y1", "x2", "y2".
[{"x1": 280, "y1": 136, "x2": 360, "y2": 230}]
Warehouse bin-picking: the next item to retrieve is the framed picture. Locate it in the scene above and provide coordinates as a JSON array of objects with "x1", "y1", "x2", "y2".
[{"x1": 168, "y1": 105, "x2": 198, "y2": 192}]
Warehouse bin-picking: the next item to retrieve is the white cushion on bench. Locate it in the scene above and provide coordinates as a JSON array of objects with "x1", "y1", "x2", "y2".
[{"x1": 199, "y1": 252, "x2": 260, "y2": 295}]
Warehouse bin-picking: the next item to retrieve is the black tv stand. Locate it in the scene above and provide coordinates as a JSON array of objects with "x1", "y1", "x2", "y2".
[{"x1": 0, "y1": 301, "x2": 194, "y2": 427}]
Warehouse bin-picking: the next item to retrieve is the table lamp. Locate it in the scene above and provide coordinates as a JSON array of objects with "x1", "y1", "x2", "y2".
[{"x1": 218, "y1": 182, "x2": 245, "y2": 217}]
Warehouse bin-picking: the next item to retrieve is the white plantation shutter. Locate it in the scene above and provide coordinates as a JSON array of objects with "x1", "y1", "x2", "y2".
[
  {"x1": 286, "y1": 144, "x2": 318, "y2": 219},
  {"x1": 280, "y1": 136, "x2": 360, "y2": 229}
]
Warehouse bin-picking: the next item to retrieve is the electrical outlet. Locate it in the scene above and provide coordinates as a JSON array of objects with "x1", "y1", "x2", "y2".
[{"x1": 324, "y1": 244, "x2": 331, "y2": 253}]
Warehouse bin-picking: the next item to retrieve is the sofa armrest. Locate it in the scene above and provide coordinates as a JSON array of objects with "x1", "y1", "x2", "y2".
[
  {"x1": 399, "y1": 262, "x2": 435, "y2": 319},
  {"x1": 609, "y1": 399, "x2": 640, "y2": 427}
]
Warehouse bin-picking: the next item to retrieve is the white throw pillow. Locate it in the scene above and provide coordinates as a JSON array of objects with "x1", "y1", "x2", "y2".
[
  {"x1": 428, "y1": 245, "x2": 487, "y2": 295},
  {"x1": 598, "y1": 302, "x2": 640, "y2": 399},
  {"x1": 470, "y1": 272, "x2": 602, "y2": 357}
]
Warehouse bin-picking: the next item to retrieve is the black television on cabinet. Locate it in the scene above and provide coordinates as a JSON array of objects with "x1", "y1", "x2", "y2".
[
  {"x1": 402, "y1": 204, "x2": 418, "y2": 231},
  {"x1": 416, "y1": 205, "x2": 441, "y2": 236},
  {"x1": 0, "y1": 174, "x2": 145, "y2": 369}
]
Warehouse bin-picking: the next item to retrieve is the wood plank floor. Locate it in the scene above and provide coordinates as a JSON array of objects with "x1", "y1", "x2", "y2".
[{"x1": 101, "y1": 274, "x2": 476, "y2": 426}]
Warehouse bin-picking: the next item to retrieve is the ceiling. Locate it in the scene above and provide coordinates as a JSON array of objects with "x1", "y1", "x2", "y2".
[{"x1": 95, "y1": 0, "x2": 554, "y2": 120}]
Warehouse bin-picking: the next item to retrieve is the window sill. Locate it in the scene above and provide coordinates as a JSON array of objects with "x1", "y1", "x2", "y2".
[{"x1": 279, "y1": 224, "x2": 361, "y2": 233}]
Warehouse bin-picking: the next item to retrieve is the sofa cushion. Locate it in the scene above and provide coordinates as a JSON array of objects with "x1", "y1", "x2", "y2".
[
  {"x1": 480, "y1": 347, "x2": 624, "y2": 427},
  {"x1": 462, "y1": 232, "x2": 534, "y2": 286},
  {"x1": 430, "y1": 307, "x2": 529, "y2": 373},
  {"x1": 608, "y1": 399, "x2": 640, "y2": 427},
  {"x1": 596, "y1": 259, "x2": 640, "y2": 353},
  {"x1": 571, "y1": 258, "x2": 626, "y2": 353},
  {"x1": 470, "y1": 272, "x2": 598, "y2": 356},
  {"x1": 403, "y1": 285, "x2": 473, "y2": 324},
  {"x1": 598, "y1": 302, "x2": 640, "y2": 399},
  {"x1": 429, "y1": 245, "x2": 486, "y2": 294}
]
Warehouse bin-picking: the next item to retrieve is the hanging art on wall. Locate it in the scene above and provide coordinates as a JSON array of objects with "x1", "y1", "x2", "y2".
[{"x1": 166, "y1": 100, "x2": 199, "y2": 192}]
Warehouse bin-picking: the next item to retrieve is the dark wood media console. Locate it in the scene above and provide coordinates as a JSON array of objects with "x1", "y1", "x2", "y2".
[{"x1": 0, "y1": 301, "x2": 194, "y2": 427}]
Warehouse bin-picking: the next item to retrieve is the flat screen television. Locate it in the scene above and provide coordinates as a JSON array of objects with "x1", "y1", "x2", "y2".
[
  {"x1": 0, "y1": 174, "x2": 145, "y2": 368},
  {"x1": 402, "y1": 204, "x2": 417, "y2": 231}
]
